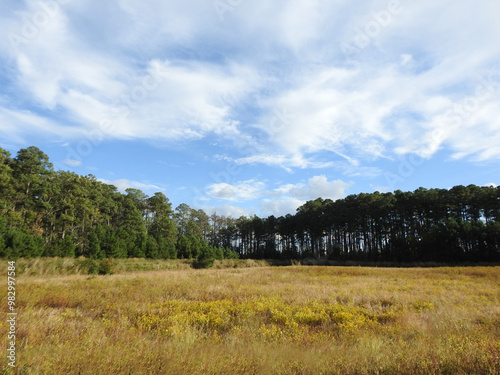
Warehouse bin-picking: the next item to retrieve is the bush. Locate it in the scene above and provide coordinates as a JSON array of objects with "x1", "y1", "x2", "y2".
[
  {"x1": 78, "y1": 258, "x2": 115, "y2": 275},
  {"x1": 193, "y1": 257, "x2": 215, "y2": 269},
  {"x1": 223, "y1": 247, "x2": 239, "y2": 259},
  {"x1": 44, "y1": 236, "x2": 76, "y2": 257},
  {"x1": 80, "y1": 259, "x2": 99, "y2": 274},
  {"x1": 2, "y1": 228, "x2": 44, "y2": 258},
  {"x1": 98, "y1": 258, "x2": 115, "y2": 275}
]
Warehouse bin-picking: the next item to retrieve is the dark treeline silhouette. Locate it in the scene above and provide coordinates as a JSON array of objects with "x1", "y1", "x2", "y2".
[
  {"x1": 240, "y1": 188, "x2": 500, "y2": 262},
  {"x1": 1, "y1": 146, "x2": 499, "y2": 263}
]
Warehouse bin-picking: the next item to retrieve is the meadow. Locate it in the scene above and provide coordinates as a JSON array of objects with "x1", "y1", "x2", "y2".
[{"x1": 1, "y1": 259, "x2": 499, "y2": 374}]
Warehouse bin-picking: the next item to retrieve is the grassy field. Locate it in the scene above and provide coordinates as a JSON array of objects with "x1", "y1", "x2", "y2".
[{"x1": 1, "y1": 259, "x2": 499, "y2": 374}]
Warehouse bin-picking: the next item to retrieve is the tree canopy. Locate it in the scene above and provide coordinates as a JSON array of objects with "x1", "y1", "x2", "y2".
[{"x1": 1, "y1": 146, "x2": 498, "y2": 263}]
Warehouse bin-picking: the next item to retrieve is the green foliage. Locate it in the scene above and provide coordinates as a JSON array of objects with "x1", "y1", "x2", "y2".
[
  {"x1": 145, "y1": 236, "x2": 159, "y2": 259},
  {"x1": 208, "y1": 245, "x2": 223, "y2": 260},
  {"x1": 223, "y1": 247, "x2": 239, "y2": 259},
  {"x1": 156, "y1": 236, "x2": 176, "y2": 259},
  {"x1": 60, "y1": 236, "x2": 76, "y2": 257},
  {"x1": 176, "y1": 235, "x2": 192, "y2": 259},
  {"x1": 0, "y1": 218, "x2": 6, "y2": 254},
  {"x1": 77, "y1": 258, "x2": 114, "y2": 275},
  {"x1": 80, "y1": 259, "x2": 99, "y2": 274},
  {"x1": 98, "y1": 258, "x2": 115, "y2": 275},
  {"x1": 44, "y1": 236, "x2": 76, "y2": 257},
  {"x1": 101, "y1": 228, "x2": 127, "y2": 258},
  {"x1": 87, "y1": 232, "x2": 105, "y2": 259},
  {"x1": 0, "y1": 146, "x2": 498, "y2": 264},
  {"x1": 192, "y1": 257, "x2": 215, "y2": 269},
  {"x1": 2, "y1": 228, "x2": 44, "y2": 258}
]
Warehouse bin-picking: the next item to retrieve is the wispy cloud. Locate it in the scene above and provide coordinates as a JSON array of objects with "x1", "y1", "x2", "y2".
[
  {"x1": 97, "y1": 178, "x2": 164, "y2": 194},
  {"x1": 62, "y1": 159, "x2": 82, "y2": 167},
  {"x1": 1, "y1": 0, "x2": 499, "y2": 214},
  {"x1": 2, "y1": 0, "x2": 500, "y2": 166}
]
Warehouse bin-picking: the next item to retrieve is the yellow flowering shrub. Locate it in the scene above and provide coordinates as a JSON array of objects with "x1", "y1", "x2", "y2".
[{"x1": 135, "y1": 296, "x2": 406, "y2": 342}]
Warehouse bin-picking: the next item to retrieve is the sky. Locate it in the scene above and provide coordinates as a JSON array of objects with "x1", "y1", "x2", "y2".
[{"x1": 1, "y1": 0, "x2": 499, "y2": 218}]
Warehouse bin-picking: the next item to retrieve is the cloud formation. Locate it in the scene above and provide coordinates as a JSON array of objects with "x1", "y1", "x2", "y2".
[
  {"x1": 259, "y1": 176, "x2": 351, "y2": 216},
  {"x1": 97, "y1": 178, "x2": 164, "y2": 194},
  {"x1": 1, "y1": 0, "x2": 499, "y2": 216},
  {"x1": 202, "y1": 176, "x2": 350, "y2": 216},
  {"x1": 2, "y1": 0, "x2": 500, "y2": 164},
  {"x1": 207, "y1": 180, "x2": 265, "y2": 202}
]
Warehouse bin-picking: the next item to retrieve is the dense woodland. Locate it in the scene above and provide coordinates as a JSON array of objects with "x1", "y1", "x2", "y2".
[{"x1": 1, "y1": 146, "x2": 499, "y2": 262}]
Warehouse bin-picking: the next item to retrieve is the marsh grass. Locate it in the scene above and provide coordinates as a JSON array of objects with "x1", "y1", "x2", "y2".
[
  {"x1": 0, "y1": 262, "x2": 499, "y2": 374},
  {"x1": 0, "y1": 258, "x2": 275, "y2": 277}
]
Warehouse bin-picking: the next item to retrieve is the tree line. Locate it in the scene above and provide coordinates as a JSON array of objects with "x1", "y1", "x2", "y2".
[
  {"x1": 0, "y1": 146, "x2": 237, "y2": 261},
  {"x1": 1, "y1": 146, "x2": 499, "y2": 263}
]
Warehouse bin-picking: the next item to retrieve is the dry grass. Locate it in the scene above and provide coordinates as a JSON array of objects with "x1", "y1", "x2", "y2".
[{"x1": 1, "y1": 262, "x2": 499, "y2": 374}]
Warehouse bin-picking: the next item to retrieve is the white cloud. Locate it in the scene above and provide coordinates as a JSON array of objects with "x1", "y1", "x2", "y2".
[
  {"x1": 97, "y1": 178, "x2": 164, "y2": 194},
  {"x1": 259, "y1": 197, "x2": 305, "y2": 218},
  {"x1": 262, "y1": 176, "x2": 351, "y2": 216},
  {"x1": 400, "y1": 54, "x2": 413, "y2": 66},
  {"x1": 220, "y1": 0, "x2": 500, "y2": 168},
  {"x1": 303, "y1": 176, "x2": 350, "y2": 200},
  {"x1": 278, "y1": 176, "x2": 349, "y2": 215},
  {"x1": 0, "y1": 107, "x2": 81, "y2": 144},
  {"x1": 1, "y1": 0, "x2": 500, "y2": 208},
  {"x1": 234, "y1": 154, "x2": 335, "y2": 171},
  {"x1": 276, "y1": 0, "x2": 323, "y2": 52},
  {"x1": 62, "y1": 159, "x2": 81, "y2": 167},
  {"x1": 202, "y1": 175, "x2": 350, "y2": 217},
  {"x1": 2, "y1": 0, "x2": 262, "y2": 146},
  {"x1": 246, "y1": 58, "x2": 500, "y2": 167},
  {"x1": 3, "y1": 54, "x2": 261, "y2": 145},
  {"x1": 279, "y1": 176, "x2": 350, "y2": 201},
  {"x1": 200, "y1": 204, "x2": 253, "y2": 218},
  {"x1": 206, "y1": 180, "x2": 265, "y2": 202}
]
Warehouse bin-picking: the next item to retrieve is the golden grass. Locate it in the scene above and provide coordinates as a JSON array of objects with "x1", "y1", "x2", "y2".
[{"x1": 1, "y1": 263, "x2": 499, "y2": 374}]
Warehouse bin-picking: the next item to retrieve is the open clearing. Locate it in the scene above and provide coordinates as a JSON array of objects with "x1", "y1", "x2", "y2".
[{"x1": 1, "y1": 264, "x2": 500, "y2": 374}]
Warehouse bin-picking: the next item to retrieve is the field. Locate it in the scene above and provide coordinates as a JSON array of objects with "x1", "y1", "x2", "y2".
[{"x1": 1, "y1": 259, "x2": 500, "y2": 374}]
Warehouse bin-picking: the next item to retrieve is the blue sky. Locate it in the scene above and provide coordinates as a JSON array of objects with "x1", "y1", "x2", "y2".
[{"x1": 1, "y1": 0, "x2": 499, "y2": 217}]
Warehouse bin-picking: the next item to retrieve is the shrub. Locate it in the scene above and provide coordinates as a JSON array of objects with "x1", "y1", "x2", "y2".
[
  {"x1": 98, "y1": 258, "x2": 115, "y2": 275},
  {"x1": 78, "y1": 258, "x2": 99, "y2": 274},
  {"x1": 2, "y1": 228, "x2": 44, "y2": 258},
  {"x1": 192, "y1": 257, "x2": 215, "y2": 269}
]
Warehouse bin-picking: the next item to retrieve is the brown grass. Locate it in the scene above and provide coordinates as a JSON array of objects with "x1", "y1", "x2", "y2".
[{"x1": 1, "y1": 261, "x2": 499, "y2": 374}]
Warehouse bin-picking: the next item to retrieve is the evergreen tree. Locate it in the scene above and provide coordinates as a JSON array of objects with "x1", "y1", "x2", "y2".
[{"x1": 0, "y1": 146, "x2": 498, "y2": 263}]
